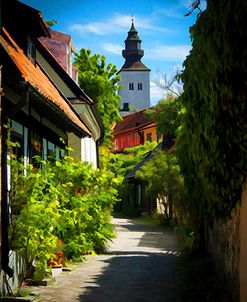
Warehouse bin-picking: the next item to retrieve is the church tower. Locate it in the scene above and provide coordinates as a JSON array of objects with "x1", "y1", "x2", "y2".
[{"x1": 118, "y1": 20, "x2": 151, "y2": 112}]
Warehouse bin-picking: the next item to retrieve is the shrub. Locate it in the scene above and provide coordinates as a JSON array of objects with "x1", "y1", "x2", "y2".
[{"x1": 9, "y1": 154, "x2": 119, "y2": 282}]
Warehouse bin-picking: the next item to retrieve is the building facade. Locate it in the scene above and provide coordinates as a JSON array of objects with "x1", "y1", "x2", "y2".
[
  {"x1": 0, "y1": 0, "x2": 103, "y2": 295},
  {"x1": 39, "y1": 30, "x2": 103, "y2": 168},
  {"x1": 113, "y1": 109, "x2": 161, "y2": 153}
]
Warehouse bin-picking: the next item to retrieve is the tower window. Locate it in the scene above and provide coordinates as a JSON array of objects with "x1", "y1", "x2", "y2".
[
  {"x1": 138, "y1": 83, "x2": 142, "y2": 90},
  {"x1": 129, "y1": 83, "x2": 134, "y2": 90}
]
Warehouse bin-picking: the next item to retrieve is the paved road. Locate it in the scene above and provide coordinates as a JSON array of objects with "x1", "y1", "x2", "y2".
[{"x1": 34, "y1": 218, "x2": 181, "y2": 302}]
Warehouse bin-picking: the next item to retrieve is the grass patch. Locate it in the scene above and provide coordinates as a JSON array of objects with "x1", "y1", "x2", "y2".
[
  {"x1": 179, "y1": 255, "x2": 233, "y2": 302},
  {"x1": 17, "y1": 288, "x2": 33, "y2": 297},
  {"x1": 135, "y1": 212, "x2": 168, "y2": 226}
]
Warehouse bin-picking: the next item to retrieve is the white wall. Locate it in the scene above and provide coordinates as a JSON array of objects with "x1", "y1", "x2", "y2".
[
  {"x1": 81, "y1": 137, "x2": 97, "y2": 169},
  {"x1": 118, "y1": 70, "x2": 150, "y2": 110}
]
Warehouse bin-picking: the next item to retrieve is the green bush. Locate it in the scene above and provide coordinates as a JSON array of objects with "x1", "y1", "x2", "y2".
[{"x1": 9, "y1": 154, "x2": 120, "y2": 282}]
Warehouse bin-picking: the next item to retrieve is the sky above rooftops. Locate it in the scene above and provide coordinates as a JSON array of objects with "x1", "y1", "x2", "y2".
[{"x1": 20, "y1": 0, "x2": 206, "y2": 105}]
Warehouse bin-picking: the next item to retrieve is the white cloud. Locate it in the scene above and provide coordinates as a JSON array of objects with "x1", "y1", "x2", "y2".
[
  {"x1": 159, "y1": 8, "x2": 184, "y2": 19},
  {"x1": 146, "y1": 44, "x2": 191, "y2": 62},
  {"x1": 70, "y1": 23, "x2": 106, "y2": 36},
  {"x1": 102, "y1": 43, "x2": 122, "y2": 55},
  {"x1": 69, "y1": 13, "x2": 166, "y2": 36}
]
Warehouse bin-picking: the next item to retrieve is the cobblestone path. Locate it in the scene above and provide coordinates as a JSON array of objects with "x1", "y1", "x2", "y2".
[{"x1": 33, "y1": 218, "x2": 181, "y2": 302}]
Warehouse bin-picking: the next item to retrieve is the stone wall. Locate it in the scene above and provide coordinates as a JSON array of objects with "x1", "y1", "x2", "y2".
[
  {"x1": 240, "y1": 181, "x2": 247, "y2": 302},
  {"x1": 207, "y1": 205, "x2": 240, "y2": 302}
]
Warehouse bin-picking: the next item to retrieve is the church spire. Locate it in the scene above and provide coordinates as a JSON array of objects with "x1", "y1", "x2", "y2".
[
  {"x1": 117, "y1": 20, "x2": 151, "y2": 111},
  {"x1": 120, "y1": 20, "x2": 150, "y2": 71}
]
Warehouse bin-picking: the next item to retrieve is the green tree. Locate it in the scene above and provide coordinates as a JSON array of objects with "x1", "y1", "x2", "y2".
[
  {"x1": 145, "y1": 95, "x2": 182, "y2": 137},
  {"x1": 74, "y1": 49, "x2": 122, "y2": 144},
  {"x1": 107, "y1": 142, "x2": 157, "y2": 215},
  {"x1": 136, "y1": 151, "x2": 187, "y2": 222},
  {"x1": 45, "y1": 19, "x2": 57, "y2": 27}
]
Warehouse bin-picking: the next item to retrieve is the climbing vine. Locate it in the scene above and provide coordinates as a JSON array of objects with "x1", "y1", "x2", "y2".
[{"x1": 177, "y1": 0, "x2": 247, "y2": 219}]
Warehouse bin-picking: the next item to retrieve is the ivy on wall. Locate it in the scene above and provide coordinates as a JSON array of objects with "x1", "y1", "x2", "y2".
[{"x1": 177, "y1": 0, "x2": 247, "y2": 219}]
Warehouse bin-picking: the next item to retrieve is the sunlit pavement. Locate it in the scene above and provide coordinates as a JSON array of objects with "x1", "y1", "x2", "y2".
[{"x1": 33, "y1": 218, "x2": 181, "y2": 302}]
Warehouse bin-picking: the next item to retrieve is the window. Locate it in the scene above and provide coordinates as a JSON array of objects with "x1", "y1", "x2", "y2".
[
  {"x1": 138, "y1": 83, "x2": 142, "y2": 90},
  {"x1": 127, "y1": 134, "x2": 132, "y2": 147},
  {"x1": 43, "y1": 139, "x2": 58, "y2": 161},
  {"x1": 134, "y1": 132, "x2": 139, "y2": 144},
  {"x1": 47, "y1": 141, "x2": 55, "y2": 159},
  {"x1": 120, "y1": 137, "x2": 124, "y2": 150},
  {"x1": 146, "y1": 132, "x2": 152, "y2": 142},
  {"x1": 11, "y1": 129, "x2": 24, "y2": 160},
  {"x1": 30, "y1": 131, "x2": 42, "y2": 168},
  {"x1": 157, "y1": 132, "x2": 162, "y2": 142},
  {"x1": 27, "y1": 37, "x2": 36, "y2": 64},
  {"x1": 9, "y1": 121, "x2": 23, "y2": 160},
  {"x1": 129, "y1": 83, "x2": 134, "y2": 90},
  {"x1": 114, "y1": 139, "x2": 118, "y2": 151}
]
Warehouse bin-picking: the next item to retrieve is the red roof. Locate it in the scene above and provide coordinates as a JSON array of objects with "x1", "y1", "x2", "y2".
[
  {"x1": 114, "y1": 109, "x2": 155, "y2": 135},
  {"x1": 0, "y1": 28, "x2": 91, "y2": 136}
]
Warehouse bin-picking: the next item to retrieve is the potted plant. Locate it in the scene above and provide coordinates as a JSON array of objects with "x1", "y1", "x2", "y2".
[{"x1": 48, "y1": 239, "x2": 64, "y2": 268}]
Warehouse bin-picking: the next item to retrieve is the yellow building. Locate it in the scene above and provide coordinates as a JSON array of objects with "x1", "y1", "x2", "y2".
[{"x1": 140, "y1": 122, "x2": 162, "y2": 143}]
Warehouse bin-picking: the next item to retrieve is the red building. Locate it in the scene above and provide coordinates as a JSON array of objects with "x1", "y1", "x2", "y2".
[{"x1": 113, "y1": 109, "x2": 160, "y2": 153}]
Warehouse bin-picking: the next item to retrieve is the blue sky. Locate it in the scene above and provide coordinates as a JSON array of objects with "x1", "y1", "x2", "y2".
[{"x1": 21, "y1": 0, "x2": 205, "y2": 104}]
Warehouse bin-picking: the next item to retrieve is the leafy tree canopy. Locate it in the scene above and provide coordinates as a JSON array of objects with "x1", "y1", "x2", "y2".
[
  {"x1": 136, "y1": 151, "x2": 181, "y2": 196},
  {"x1": 107, "y1": 141, "x2": 157, "y2": 178},
  {"x1": 145, "y1": 95, "x2": 182, "y2": 137},
  {"x1": 74, "y1": 49, "x2": 122, "y2": 144},
  {"x1": 45, "y1": 19, "x2": 57, "y2": 27},
  {"x1": 136, "y1": 151, "x2": 187, "y2": 219}
]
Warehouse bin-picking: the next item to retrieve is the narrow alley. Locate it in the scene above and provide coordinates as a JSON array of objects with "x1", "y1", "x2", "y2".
[{"x1": 33, "y1": 218, "x2": 181, "y2": 302}]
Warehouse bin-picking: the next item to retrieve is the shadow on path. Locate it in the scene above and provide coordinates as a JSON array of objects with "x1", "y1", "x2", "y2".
[
  {"x1": 79, "y1": 218, "x2": 181, "y2": 302},
  {"x1": 34, "y1": 218, "x2": 181, "y2": 302},
  {"x1": 79, "y1": 253, "x2": 180, "y2": 302}
]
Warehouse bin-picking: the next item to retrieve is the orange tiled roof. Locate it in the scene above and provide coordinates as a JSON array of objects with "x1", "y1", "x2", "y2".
[{"x1": 0, "y1": 28, "x2": 91, "y2": 136}]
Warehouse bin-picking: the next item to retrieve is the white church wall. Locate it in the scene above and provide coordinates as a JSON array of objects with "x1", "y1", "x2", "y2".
[{"x1": 119, "y1": 70, "x2": 150, "y2": 110}]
